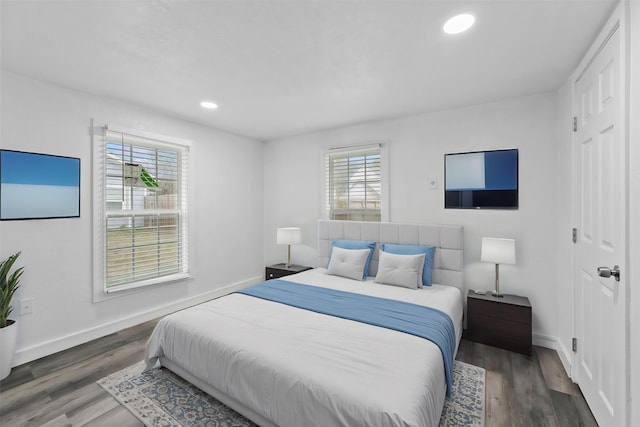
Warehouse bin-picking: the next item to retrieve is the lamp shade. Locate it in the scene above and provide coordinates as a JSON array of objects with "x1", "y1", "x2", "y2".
[
  {"x1": 277, "y1": 227, "x2": 302, "y2": 245},
  {"x1": 481, "y1": 237, "x2": 516, "y2": 265}
]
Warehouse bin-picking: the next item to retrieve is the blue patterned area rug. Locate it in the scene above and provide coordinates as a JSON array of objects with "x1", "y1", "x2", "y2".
[{"x1": 98, "y1": 360, "x2": 484, "y2": 426}]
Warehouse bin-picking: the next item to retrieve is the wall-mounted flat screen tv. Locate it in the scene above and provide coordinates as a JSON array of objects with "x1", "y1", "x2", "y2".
[
  {"x1": 0, "y1": 150, "x2": 80, "y2": 220},
  {"x1": 445, "y1": 148, "x2": 518, "y2": 209}
]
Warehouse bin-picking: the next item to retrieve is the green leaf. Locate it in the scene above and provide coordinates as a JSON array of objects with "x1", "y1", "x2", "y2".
[
  {"x1": 0, "y1": 252, "x2": 23, "y2": 328},
  {"x1": 140, "y1": 167, "x2": 159, "y2": 188}
]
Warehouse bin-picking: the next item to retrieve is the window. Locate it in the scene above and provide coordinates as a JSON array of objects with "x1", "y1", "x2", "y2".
[
  {"x1": 94, "y1": 125, "x2": 189, "y2": 294},
  {"x1": 325, "y1": 145, "x2": 385, "y2": 222}
]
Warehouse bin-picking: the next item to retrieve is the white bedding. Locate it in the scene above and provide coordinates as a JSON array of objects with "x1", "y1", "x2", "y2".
[{"x1": 145, "y1": 268, "x2": 463, "y2": 427}]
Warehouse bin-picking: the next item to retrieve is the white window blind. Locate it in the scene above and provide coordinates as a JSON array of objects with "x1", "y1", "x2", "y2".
[
  {"x1": 101, "y1": 128, "x2": 189, "y2": 291},
  {"x1": 325, "y1": 145, "x2": 382, "y2": 222}
]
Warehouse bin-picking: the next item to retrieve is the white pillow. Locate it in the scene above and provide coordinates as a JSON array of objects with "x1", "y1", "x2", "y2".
[
  {"x1": 327, "y1": 247, "x2": 371, "y2": 281},
  {"x1": 374, "y1": 251, "x2": 426, "y2": 289}
]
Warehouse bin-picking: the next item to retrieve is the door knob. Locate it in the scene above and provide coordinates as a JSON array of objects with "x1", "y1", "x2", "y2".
[{"x1": 597, "y1": 265, "x2": 621, "y2": 282}]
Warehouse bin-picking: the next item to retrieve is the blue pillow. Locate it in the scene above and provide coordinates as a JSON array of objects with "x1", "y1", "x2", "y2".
[
  {"x1": 381, "y1": 243, "x2": 436, "y2": 286},
  {"x1": 328, "y1": 240, "x2": 376, "y2": 280}
]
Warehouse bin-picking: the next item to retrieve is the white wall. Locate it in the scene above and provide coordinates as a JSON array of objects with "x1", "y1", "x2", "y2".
[
  {"x1": 0, "y1": 72, "x2": 265, "y2": 365},
  {"x1": 263, "y1": 92, "x2": 559, "y2": 346}
]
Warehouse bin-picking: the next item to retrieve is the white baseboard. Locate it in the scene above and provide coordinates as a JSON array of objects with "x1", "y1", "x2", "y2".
[
  {"x1": 532, "y1": 332, "x2": 558, "y2": 350},
  {"x1": 13, "y1": 276, "x2": 262, "y2": 366}
]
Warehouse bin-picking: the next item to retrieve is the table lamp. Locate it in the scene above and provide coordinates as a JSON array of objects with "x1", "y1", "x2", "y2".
[
  {"x1": 277, "y1": 227, "x2": 301, "y2": 268},
  {"x1": 481, "y1": 237, "x2": 516, "y2": 297}
]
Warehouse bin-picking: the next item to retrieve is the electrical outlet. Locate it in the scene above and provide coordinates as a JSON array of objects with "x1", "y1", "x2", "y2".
[{"x1": 20, "y1": 298, "x2": 34, "y2": 316}]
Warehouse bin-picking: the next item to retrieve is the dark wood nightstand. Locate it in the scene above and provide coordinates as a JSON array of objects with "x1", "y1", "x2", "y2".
[
  {"x1": 466, "y1": 290, "x2": 532, "y2": 355},
  {"x1": 265, "y1": 263, "x2": 312, "y2": 280}
]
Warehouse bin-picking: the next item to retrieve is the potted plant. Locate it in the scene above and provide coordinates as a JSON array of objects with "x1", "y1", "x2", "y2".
[{"x1": 0, "y1": 252, "x2": 24, "y2": 381}]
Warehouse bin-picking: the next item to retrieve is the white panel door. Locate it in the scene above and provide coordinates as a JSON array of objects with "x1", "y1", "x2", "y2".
[{"x1": 573, "y1": 22, "x2": 627, "y2": 427}]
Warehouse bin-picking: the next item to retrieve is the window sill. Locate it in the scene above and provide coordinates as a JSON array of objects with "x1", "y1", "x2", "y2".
[{"x1": 105, "y1": 272, "x2": 191, "y2": 294}]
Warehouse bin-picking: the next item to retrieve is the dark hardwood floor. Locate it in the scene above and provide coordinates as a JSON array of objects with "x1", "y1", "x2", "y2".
[
  {"x1": 0, "y1": 320, "x2": 598, "y2": 426},
  {"x1": 455, "y1": 337, "x2": 598, "y2": 427}
]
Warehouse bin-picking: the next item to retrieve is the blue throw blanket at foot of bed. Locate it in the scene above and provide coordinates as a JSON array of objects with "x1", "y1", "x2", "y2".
[{"x1": 237, "y1": 279, "x2": 456, "y2": 396}]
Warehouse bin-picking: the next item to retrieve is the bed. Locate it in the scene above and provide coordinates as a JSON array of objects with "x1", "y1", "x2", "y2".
[{"x1": 145, "y1": 220, "x2": 464, "y2": 427}]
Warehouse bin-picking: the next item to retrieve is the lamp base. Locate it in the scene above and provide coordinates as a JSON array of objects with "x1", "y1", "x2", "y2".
[
  {"x1": 285, "y1": 245, "x2": 292, "y2": 269},
  {"x1": 492, "y1": 264, "x2": 504, "y2": 297}
]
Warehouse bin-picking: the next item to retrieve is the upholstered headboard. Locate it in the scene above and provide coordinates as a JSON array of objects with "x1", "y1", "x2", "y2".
[{"x1": 318, "y1": 220, "x2": 464, "y2": 291}]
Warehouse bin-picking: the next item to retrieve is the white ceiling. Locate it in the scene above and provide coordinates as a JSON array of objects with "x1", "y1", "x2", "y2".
[{"x1": 1, "y1": 0, "x2": 618, "y2": 141}]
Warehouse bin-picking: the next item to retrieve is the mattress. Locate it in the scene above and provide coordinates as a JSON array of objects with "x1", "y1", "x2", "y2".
[{"x1": 145, "y1": 268, "x2": 464, "y2": 427}]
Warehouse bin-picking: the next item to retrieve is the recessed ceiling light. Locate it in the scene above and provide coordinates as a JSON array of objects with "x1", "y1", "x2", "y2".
[
  {"x1": 443, "y1": 13, "x2": 475, "y2": 35},
  {"x1": 200, "y1": 101, "x2": 218, "y2": 109}
]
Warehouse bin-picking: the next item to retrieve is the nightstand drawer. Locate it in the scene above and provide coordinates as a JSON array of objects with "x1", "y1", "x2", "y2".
[
  {"x1": 265, "y1": 264, "x2": 312, "y2": 280},
  {"x1": 468, "y1": 297, "x2": 530, "y2": 324},
  {"x1": 265, "y1": 267, "x2": 290, "y2": 280},
  {"x1": 467, "y1": 312, "x2": 531, "y2": 351}
]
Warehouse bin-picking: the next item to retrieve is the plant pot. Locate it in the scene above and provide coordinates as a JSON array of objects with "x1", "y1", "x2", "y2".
[{"x1": 0, "y1": 319, "x2": 18, "y2": 380}]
